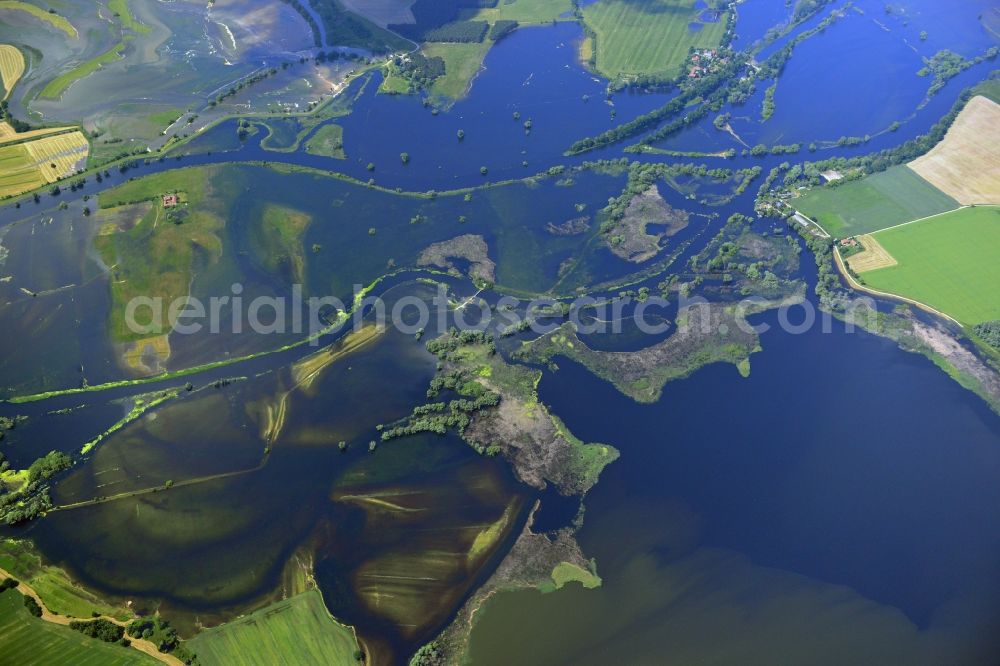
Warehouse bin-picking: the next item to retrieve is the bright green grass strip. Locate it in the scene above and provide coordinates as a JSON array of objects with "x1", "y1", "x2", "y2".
[
  {"x1": 795, "y1": 165, "x2": 959, "y2": 237},
  {"x1": 582, "y1": 0, "x2": 728, "y2": 78},
  {"x1": 40, "y1": 41, "x2": 128, "y2": 100},
  {"x1": 863, "y1": 206, "x2": 1000, "y2": 325},
  {"x1": 0, "y1": 590, "x2": 156, "y2": 665},
  {"x1": 107, "y1": 0, "x2": 150, "y2": 34},
  {"x1": 0, "y1": 1, "x2": 77, "y2": 38},
  {"x1": 189, "y1": 589, "x2": 359, "y2": 666}
]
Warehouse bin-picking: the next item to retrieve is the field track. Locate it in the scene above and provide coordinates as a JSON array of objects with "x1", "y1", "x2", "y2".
[{"x1": 853, "y1": 206, "x2": 1000, "y2": 325}]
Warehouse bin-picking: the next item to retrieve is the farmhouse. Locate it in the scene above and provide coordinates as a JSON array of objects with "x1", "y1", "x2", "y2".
[{"x1": 162, "y1": 194, "x2": 178, "y2": 208}]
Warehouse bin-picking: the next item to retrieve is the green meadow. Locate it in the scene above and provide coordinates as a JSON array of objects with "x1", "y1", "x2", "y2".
[
  {"x1": 187, "y1": 589, "x2": 359, "y2": 665},
  {"x1": 582, "y1": 0, "x2": 729, "y2": 78},
  {"x1": 795, "y1": 166, "x2": 959, "y2": 237},
  {"x1": 862, "y1": 206, "x2": 1000, "y2": 325},
  {"x1": 0, "y1": 591, "x2": 155, "y2": 665},
  {"x1": 469, "y1": 0, "x2": 575, "y2": 24}
]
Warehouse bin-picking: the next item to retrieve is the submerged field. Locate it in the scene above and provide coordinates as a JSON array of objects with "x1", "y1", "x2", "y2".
[
  {"x1": 795, "y1": 165, "x2": 959, "y2": 237},
  {"x1": 582, "y1": 0, "x2": 729, "y2": 78},
  {"x1": 2, "y1": 2, "x2": 1000, "y2": 665},
  {"x1": 858, "y1": 206, "x2": 1000, "y2": 325}
]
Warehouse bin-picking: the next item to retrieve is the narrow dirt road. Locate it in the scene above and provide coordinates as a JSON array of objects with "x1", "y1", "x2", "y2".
[{"x1": 0, "y1": 567, "x2": 184, "y2": 666}]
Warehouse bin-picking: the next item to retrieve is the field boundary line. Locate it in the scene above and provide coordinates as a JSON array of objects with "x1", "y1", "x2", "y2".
[
  {"x1": 833, "y1": 246, "x2": 962, "y2": 327},
  {"x1": 867, "y1": 205, "x2": 975, "y2": 236}
]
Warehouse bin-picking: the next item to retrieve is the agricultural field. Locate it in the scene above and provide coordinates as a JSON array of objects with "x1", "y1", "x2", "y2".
[
  {"x1": 0, "y1": 142, "x2": 45, "y2": 197},
  {"x1": 0, "y1": 1, "x2": 78, "y2": 37},
  {"x1": 0, "y1": 128, "x2": 89, "y2": 198},
  {"x1": 468, "y1": 0, "x2": 575, "y2": 24},
  {"x1": 188, "y1": 589, "x2": 360, "y2": 666},
  {"x1": 795, "y1": 165, "x2": 959, "y2": 237},
  {"x1": 909, "y1": 95, "x2": 1000, "y2": 206},
  {"x1": 857, "y1": 206, "x2": 1000, "y2": 325},
  {"x1": 0, "y1": 44, "x2": 24, "y2": 100},
  {"x1": 844, "y1": 234, "x2": 897, "y2": 273},
  {"x1": 581, "y1": 0, "x2": 730, "y2": 79},
  {"x1": 0, "y1": 591, "x2": 155, "y2": 666},
  {"x1": 423, "y1": 41, "x2": 492, "y2": 100},
  {"x1": 0, "y1": 123, "x2": 78, "y2": 144},
  {"x1": 22, "y1": 131, "x2": 89, "y2": 183}
]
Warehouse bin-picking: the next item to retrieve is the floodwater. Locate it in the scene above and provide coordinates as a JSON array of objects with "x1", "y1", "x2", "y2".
[{"x1": 2, "y1": 1, "x2": 999, "y2": 663}]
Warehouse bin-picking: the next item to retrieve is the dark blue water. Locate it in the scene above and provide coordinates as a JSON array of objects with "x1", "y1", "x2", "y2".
[
  {"x1": 539, "y1": 312, "x2": 1000, "y2": 641},
  {"x1": 179, "y1": 22, "x2": 674, "y2": 191},
  {"x1": 732, "y1": 0, "x2": 794, "y2": 48}
]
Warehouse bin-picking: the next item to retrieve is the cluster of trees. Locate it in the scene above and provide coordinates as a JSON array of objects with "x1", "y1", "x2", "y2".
[
  {"x1": 0, "y1": 487, "x2": 53, "y2": 526},
  {"x1": 380, "y1": 382, "x2": 499, "y2": 441},
  {"x1": 973, "y1": 321, "x2": 1000, "y2": 348},
  {"x1": 489, "y1": 19, "x2": 518, "y2": 41},
  {"x1": 23, "y1": 594, "x2": 42, "y2": 617},
  {"x1": 209, "y1": 68, "x2": 278, "y2": 107},
  {"x1": 411, "y1": 640, "x2": 447, "y2": 666},
  {"x1": 69, "y1": 619, "x2": 126, "y2": 645},
  {"x1": 426, "y1": 329, "x2": 496, "y2": 359},
  {"x1": 0, "y1": 100, "x2": 31, "y2": 132},
  {"x1": 424, "y1": 20, "x2": 489, "y2": 43},
  {"x1": 381, "y1": 332, "x2": 502, "y2": 442},
  {"x1": 0, "y1": 415, "x2": 24, "y2": 440},
  {"x1": 733, "y1": 166, "x2": 763, "y2": 194},
  {"x1": 795, "y1": 226, "x2": 848, "y2": 309},
  {"x1": 392, "y1": 53, "x2": 447, "y2": 91},
  {"x1": 599, "y1": 161, "x2": 749, "y2": 234},
  {"x1": 761, "y1": 83, "x2": 777, "y2": 120},
  {"x1": 0, "y1": 450, "x2": 71, "y2": 525},
  {"x1": 236, "y1": 118, "x2": 253, "y2": 141},
  {"x1": 920, "y1": 47, "x2": 998, "y2": 97},
  {"x1": 127, "y1": 617, "x2": 198, "y2": 663},
  {"x1": 767, "y1": 143, "x2": 801, "y2": 155},
  {"x1": 568, "y1": 51, "x2": 750, "y2": 154},
  {"x1": 0, "y1": 578, "x2": 18, "y2": 593},
  {"x1": 27, "y1": 451, "x2": 72, "y2": 484}
]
